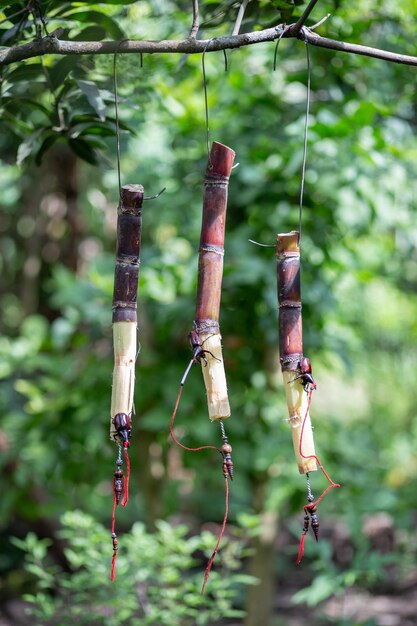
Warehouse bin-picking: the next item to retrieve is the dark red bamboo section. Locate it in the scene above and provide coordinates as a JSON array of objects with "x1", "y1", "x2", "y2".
[
  {"x1": 194, "y1": 142, "x2": 235, "y2": 327},
  {"x1": 276, "y1": 231, "x2": 303, "y2": 372},
  {"x1": 112, "y1": 184, "x2": 144, "y2": 323}
]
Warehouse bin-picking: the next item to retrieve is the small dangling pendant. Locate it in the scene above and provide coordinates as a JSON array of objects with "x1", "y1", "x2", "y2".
[{"x1": 110, "y1": 445, "x2": 124, "y2": 581}]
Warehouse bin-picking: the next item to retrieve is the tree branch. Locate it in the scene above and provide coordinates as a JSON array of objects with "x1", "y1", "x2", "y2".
[
  {"x1": 302, "y1": 28, "x2": 417, "y2": 66},
  {"x1": 232, "y1": 0, "x2": 250, "y2": 37},
  {"x1": 189, "y1": 0, "x2": 199, "y2": 39},
  {"x1": 1, "y1": 26, "x2": 417, "y2": 68},
  {"x1": 289, "y1": 0, "x2": 320, "y2": 36}
]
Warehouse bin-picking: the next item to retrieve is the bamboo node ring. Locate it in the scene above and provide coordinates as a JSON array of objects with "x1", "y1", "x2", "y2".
[
  {"x1": 199, "y1": 244, "x2": 224, "y2": 256},
  {"x1": 194, "y1": 319, "x2": 220, "y2": 334}
]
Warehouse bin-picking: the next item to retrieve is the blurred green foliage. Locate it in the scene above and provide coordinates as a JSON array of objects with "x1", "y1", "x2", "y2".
[
  {"x1": 13, "y1": 510, "x2": 253, "y2": 625},
  {"x1": 1, "y1": 0, "x2": 417, "y2": 624}
]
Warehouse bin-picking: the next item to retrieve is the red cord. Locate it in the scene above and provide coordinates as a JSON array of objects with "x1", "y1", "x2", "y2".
[
  {"x1": 201, "y1": 475, "x2": 229, "y2": 595},
  {"x1": 170, "y1": 359, "x2": 229, "y2": 593},
  {"x1": 169, "y1": 381, "x2": 221, "y2": 455},
  {"x1": 299, "y1": 388, "x2": 340, "y2": 509},
  {"x1": 296, "y1": 531, "x2": 306, "y2": 566},
  {"x1": 111, "y1": 491, "x2": 117, "y2": 535},
  {"x1": 121, "y1": 442, "x2": 130, "y2": 507},
  {"x1": 295, "y1": 387, "x2": 341, "y2": 564},
  {"x1": 111, "y1": 492, "x2": 117, "y2": 582}
]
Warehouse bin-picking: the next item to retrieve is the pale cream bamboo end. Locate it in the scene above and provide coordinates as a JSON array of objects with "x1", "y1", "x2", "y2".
[
  {"x1": 282, "y1": 370, "x2": 317, "y2": 474},
  {"x1": 199, "y1": 333, "x2": 231, "y2": 421},
  {"x1": 110, "y1": 321, "x2": 137, "y2": 440}
]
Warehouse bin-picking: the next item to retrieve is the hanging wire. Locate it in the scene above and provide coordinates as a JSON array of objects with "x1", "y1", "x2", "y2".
[
  {"x1": 298, "y1": 37, "x2": 311, "y2": 243},
  {"x1": 113, "y1": 42, "x2": 165, "y2": 202},
  {"x1": 273, "y1": 27, "x2": 312, "y2": 244},
  {"x1": 273, "y1": 25, "x2": 291, "y2": 72},
  {"x1": 202, "y1": 39, "x2": 213, "y2": 163},
  {"x1": 223, "y1": 49, "x2": 228, "y2": 72},
  {"x1": 113, "y1": 40, "x2": 129, "y2": 196}
]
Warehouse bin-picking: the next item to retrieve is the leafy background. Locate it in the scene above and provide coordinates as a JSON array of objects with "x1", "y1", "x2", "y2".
[{"x1": 1, "y1": 1, "x2": 417, "y2": 625}]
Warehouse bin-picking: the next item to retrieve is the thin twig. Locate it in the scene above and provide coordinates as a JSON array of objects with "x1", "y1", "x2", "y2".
[
  {"x1": 290, "y1": 0, "x2": 320, "y2": 36},
  {"x1": 2, "y1": 26, "x2": 417, "y2": 67},
  {"x1": 189, "y1": 0, "x2": 199, "y2": 39},
  {"x1": 232, "y1": 0, "x2": 250, "y2": 36},
  {"x1": 0, "y1": 6, "x2": 29, "y2": 27},
  {"x1": 310, "y1": 13, "x2": 331, "y2": 30}
]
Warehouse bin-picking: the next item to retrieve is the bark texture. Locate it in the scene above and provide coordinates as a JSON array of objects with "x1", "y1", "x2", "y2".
[
  {"x1": 276, "y1": 231, "x2": 303, "y2": 370},
  {"x1": 110, "y1": 184, "x2": 144, "y2": 440},
  {"x1": 195, "y1": 141, "x2": 235, "y2": 421},
  {"x1": 112, "y1": 184, "x2": 144, "y2": 323},
  {"x1": 2, "y1": 27, "x2": 417, "y2": 67},
  {"x1": 195, "y1": 141, "x2": 235, "y2": 326}
]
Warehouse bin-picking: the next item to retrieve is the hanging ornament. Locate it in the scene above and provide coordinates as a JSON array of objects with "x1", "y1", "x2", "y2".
[
  {"x1": 169, "y1": 141, "x2": 235, "y2": 592},
  {"x1": 109, "y1": 183, "x2": 144, "y2": 581},
  {"x1": 276, "y1": 230, "x2": 340, "y2": 564}
]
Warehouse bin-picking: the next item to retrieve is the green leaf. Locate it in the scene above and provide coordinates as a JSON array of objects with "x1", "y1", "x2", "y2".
[
  {"x1": 71, "y1": 25, "x2": 107, "y2": 41},
  {"x1": 76, "y1": 80, "x2": 107, "y2": 121},
  {"x1": 48, "y1": 57, "x2": 79, "y2": 90},
  {"x1": 16, "y1": 128, "x2": 43, "y2": 166},
  {"x1": 6, "y1": 64, "x2": 45, "y2": 83},
  {"x1": 293, "y1": 574, "x2": 342, "y2": 606},
  {"x1": 61, "y1": 10, "x2": 125, "y2": 39},
  {"x1": 68, "y1": 138, "x2": 98, "y2": 165},
  {"x1": 68, "y1": 121, "x2": 114, "y2": 138},
  {"x1": 87, "y1": 0, "x2": 138, "y2": 3},
  {"x1": 35, "y1": 134, "x2": 60, "y2": 165}
]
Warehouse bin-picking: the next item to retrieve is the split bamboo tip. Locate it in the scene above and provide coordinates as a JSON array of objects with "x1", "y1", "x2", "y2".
[
  {"x1": 120, "y1": 184, "x2": 144, "y2": 211},
  {"x1": 276, "y1": 231, "x2": 299, "y2": 257},
  {"x1": 208, "y1": 142, "x2": 236, "y2": 177}
]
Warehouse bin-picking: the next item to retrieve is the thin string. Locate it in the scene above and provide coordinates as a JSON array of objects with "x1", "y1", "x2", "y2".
[
  {"x1": 169, "y1": 358, "x2": 229, "y2": 593},
  {"x1": 295, "y1": 388, "x2": 340, "y2": 564},
  {"x1": 298, "y1": 39, "x2": 311, "y2": 244},
  {"x1": 202, "y1": 40, "x2": 213, "y2": 164},
  {"x1": 169, "y1": 370, "x2": 222, "y2": 455},
  {"x1": 121, "y1": 443, "x2": 130, "y2": 507},
  {"x1": 114, "y1": 41, "x2": 128, "y2": 196},
  {"x1": 111, "y1": 492, "x2": 117, "y2": 535},
  {"x1": 299, "y1": 389, "x2": 340, "y2": 510},
  {"x1": 201, "y1": 475, "x2": 229, "y2": 594},
  {"x1": 273, "y1": 26, "x2": 290, "y2": 71},
  {"x1": 111, "y1": 492, "x2": 118, "y2": 582},
  {"x1": 273, "y1": 28, "x2": 311, "y2": 244}
]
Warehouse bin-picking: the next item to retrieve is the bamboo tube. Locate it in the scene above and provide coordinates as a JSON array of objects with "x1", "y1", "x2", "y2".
[
  {"x1": 276, "y1": 231, "x2": 317, "y2": 474},
  {"x1": 110, "y1": 184, "x2": 144, "y2": 440},
  {"x1": 195, "y1": 141, "x2": 235, "y2": 421}
]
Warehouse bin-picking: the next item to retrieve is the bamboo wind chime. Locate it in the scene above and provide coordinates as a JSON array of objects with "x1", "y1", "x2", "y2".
[
  {"x1": 170, "y1": 141, "x2": 235, "y2": 593},
  {"x1": 276, "y1": 231, "x2": 340, "y2": 564},
  {"x1": 109, "y1": 183, "x2": 144, "y2": 581}
]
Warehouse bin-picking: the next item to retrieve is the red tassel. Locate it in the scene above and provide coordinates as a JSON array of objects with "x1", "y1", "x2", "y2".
[
  {"x1": 111, "y1": 550, "x2": 117, "y2": 582},
  {"x1": 201, "y1": 475, "x2": 229, "y2": 594},
  {"x1": 121, "y1": 442, "x2": 130, "y2": 507},
  {"x1": 296, "y1": 532, "x2": 306, "y2": 565}
]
